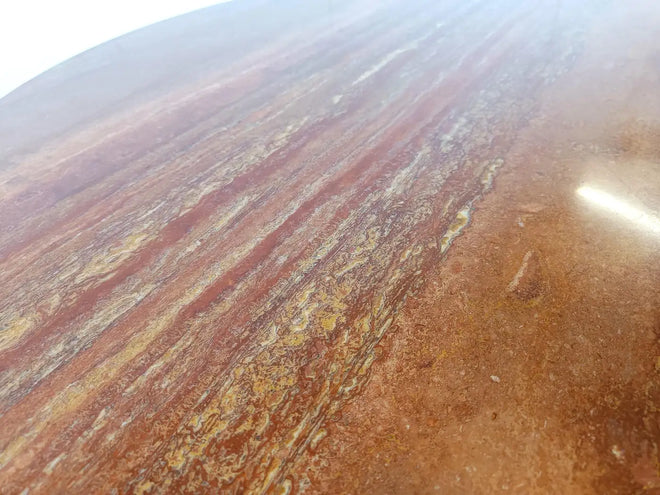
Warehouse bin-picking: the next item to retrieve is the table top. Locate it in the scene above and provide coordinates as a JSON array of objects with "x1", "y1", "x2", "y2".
[{"x1": 1, "y1": 0, "x2": 659, "y2": 493}]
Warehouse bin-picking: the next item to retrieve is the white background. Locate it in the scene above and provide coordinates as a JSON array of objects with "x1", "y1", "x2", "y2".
[{"x1": 0, "y1": 0, "x2": 232, "y2": 99}]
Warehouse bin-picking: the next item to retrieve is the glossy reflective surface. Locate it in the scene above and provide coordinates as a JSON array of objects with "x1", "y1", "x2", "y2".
[{"x1": 0, "y1": 1, "x2": 658, "y2": 493}]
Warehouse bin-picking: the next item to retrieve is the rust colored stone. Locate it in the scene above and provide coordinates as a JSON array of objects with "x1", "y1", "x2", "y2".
[{"x1": 0, "y1": 0, "x2": 659, "y2": 494}]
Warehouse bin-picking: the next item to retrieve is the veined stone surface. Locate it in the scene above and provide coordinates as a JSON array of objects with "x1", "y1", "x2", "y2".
[{"x1": 0, "y1": 1, "x2": 659, "y2": 493}]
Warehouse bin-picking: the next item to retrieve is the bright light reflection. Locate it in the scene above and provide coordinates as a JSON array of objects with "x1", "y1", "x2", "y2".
[{"x1": 577, "y1": 186, "x2": 660, "y2": 235}]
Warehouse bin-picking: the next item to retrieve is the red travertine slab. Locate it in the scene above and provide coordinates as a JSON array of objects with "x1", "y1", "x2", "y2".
[{"x1": 0, "y1": 1, "x2": 658, "y2": 493}]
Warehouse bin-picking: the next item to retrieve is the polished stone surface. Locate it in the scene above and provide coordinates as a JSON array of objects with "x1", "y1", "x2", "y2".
[{"x1": 0, "y1": 1, "x2": 659, "y2": 493}]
